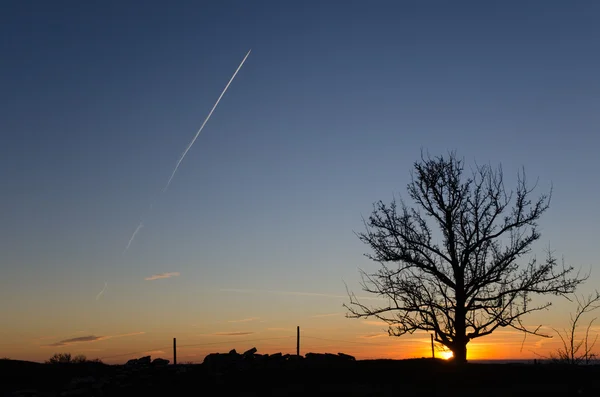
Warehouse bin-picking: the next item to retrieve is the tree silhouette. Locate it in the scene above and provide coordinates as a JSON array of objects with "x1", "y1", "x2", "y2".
[
  {"x1": 46, "y1": 352, "x2": 73, "y2": 364},
  {"x1": 45, "y1": 353, "x2": 102, "y2": 364},
  {"x1": 549, "y1": 291, "x2": 600, "y2": 365},
  {"x1": 345, "y1": 151, "x2": 586, "y2": 364}
]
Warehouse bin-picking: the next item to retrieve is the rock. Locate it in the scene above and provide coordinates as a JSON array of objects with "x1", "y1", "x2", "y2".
[
  {"x1": 203, "y1": 352, "x2": 220, "y2": 365},
  {"x1": 124, "y1": 355, "x2": 152, "y2": 370},
  {"x1": 203, "y1": 352, "x2": 240, "y2": 371},
  {"x1": 338, "y1": 352, "x2": 356, "y2": 361},
  {"x1": 125, "y1": 358, "x2": 138, "y2": 366},
  {"x1": 253, "y1": 353, "x2": 268, "y2": 365},
  {"x1": 305, "y1": 352, "x2": 351, "y2": 363},
  {"x1": 305, "y1": 352, "x2": 321, "y2": 360},
  {"x1": 243, "y1": 347, "x2": 257, "y2": 357},
  {"x1": 152, "y1": 358, "x2": 169, "y2": 366},
  {"x1": 137, "y1": 356, "x2": 151, "y2": 365}
]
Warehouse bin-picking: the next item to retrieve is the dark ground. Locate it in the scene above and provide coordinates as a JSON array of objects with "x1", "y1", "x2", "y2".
[{"x1": 2, "y1": 357, "x2": 600, "y2": 396}]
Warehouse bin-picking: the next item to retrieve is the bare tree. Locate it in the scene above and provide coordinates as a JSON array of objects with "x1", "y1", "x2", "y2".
[
  {"x1": 46, "y1": 352, "x2": 73, "y2": 364},
  {"x1": 45, "y1": 353, "x2": 102, "y2": 364},
  {"x1": 345, "y1": 151, "x2": 586, "y2": 364},
  {"x1": 549, "y1": 291, "x2": 600, "y2": 365},
  {"x1": 72, "y1": 354, "x2": 89, "y2": 364}
]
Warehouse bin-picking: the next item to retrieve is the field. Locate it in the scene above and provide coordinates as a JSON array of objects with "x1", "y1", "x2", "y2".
[{"x1": 3, "y1": 354, "x2": 600, "y2": 396}]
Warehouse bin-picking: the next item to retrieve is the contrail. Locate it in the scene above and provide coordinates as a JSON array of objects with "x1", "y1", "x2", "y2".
[
  {"x1": 124, "y1": 222, "x2": 143, "y2": 253},
  {"x1": 162, "y1": 49, "x2": 252, "y2": 193},
  {"x1": 96, "y1": 282, "x2": 108, "y2": 301},
  {"x1": 119, "y1": 51, "x2": 251, "y2": 260}
]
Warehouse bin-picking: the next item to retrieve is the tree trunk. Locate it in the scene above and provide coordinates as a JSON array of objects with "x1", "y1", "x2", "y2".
[
  {"x1": 451, "y1": 339, "x2": 468, "y2": 365},
  {"x1": 453, "y1": 274, "x2": 468, "y2": 365}
]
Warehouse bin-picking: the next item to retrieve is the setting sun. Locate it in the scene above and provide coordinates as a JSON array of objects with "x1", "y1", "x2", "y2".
[{"x1": 439, "y1": 351, "x2": 454, "y2": 360}]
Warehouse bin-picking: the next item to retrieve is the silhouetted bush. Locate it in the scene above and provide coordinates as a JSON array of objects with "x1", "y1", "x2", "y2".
[
  {"x1": 549, "y1": 291, "x2": 600, "y2": 365},
  {"x1": 45, "y1": 353, "x2": 103, "y2": 364}
]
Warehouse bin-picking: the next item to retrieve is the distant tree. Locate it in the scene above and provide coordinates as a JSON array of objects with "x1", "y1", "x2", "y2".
[
  {"x1": 45, "y1": 353, "x2": 102, "y2": 364},
  {"x1": 549, "y1": 291, "x2": 600, "y2": 365},
  {"x1": 46, "y1": 352, "x2": 72, "y2": 364},
  {"x1": 72, "y1": 354, "x2": 88, "y2": 364},
  {"x1": 345, "y1": 151, "x2": 586, "y2": 364}
]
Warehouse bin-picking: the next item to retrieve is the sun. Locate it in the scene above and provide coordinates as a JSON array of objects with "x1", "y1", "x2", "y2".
[{"x1": 439, "y1": 351, "x2": 454, "y2": 360}]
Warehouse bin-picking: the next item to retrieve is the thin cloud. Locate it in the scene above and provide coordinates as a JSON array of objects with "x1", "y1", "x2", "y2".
[
  {"x1": 228, "y1": 317, "x2": 259, "y2": 323},
  {"x1": 532, "y1": 336, "x2": 554, "y2": 349},
  {"x1": 362, "y1": 320, "x2": 389, "y2": 327},
  {"x1": 220, "y1": 288, "x2": 386, "y2": 301},
  {"x1": 266, "y1": 327, "x2": 291, "y2": 332},
  {"x1": 220, "y1": 288, "x2": 346, "y2": 299},
  {"x1": 45, "y1": 332, "x2": 145, "y2": 347},
  {"x1": 311, "y1": 313, "x2": 341, "y2": 318},
  {"x1": 143, "y1": 350, "x2": 165, "y2": 355},
  {"x1": 48, "y1": 335, "x2": 104, "y2": 347},
  {"x1": 112, "y1": 332, "x2": 145, "y2": 338},
  {"x1": 145, "y1": 272, "x2": 180, "y2": 281},
  {"x1": 213, "y1": 332, "x2": 254, "y2": 336},
  {"x1": 493, "y1": 330, "x2": 531, "y2": 336},
  {"x1": 360, "y1": 333, "x2": 386, "y2": 339},
  {"x1": 588, "y1": 326, "x2": 600, "y2": 333}
]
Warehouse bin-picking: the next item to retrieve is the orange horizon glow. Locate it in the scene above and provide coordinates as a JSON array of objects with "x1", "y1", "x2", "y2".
[
  {"x1": 3, "y1": 328, "x2": 567, "y2": 365},
  {"x1": 1, "y1": 312, "x2": 579, "y2": 365}
]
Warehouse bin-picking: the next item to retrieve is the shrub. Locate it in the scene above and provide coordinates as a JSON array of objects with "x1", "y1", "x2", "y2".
[{"x1": 46, "y1": 353, "x2": 103, "y2": 364}]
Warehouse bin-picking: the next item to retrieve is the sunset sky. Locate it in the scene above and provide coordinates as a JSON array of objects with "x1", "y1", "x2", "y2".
[{"x1": 1, "y1": 1, "x2": 599, "y2": 364}]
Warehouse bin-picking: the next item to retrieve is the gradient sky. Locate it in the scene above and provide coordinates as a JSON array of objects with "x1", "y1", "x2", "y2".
[{"x1": 1, "y1": 0, "x2": 599, "y2": 363}]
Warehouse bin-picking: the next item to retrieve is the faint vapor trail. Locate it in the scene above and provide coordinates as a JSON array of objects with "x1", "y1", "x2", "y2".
[
  {"x1": 162, "y1": 49, "x2": 252, "y2": 193},
  {"x1": 96, "y1": 282, "x2": 108, "y2": 301},
  {"x1": 96, "y1": 51, "x2": 252, "y2": 302},
  {"x1": 124, "y1": 222, "x2": 143, "y2": 253}
]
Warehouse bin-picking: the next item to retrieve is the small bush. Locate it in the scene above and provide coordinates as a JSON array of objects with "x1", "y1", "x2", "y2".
[
  {"x1": 549, "y1": 292, "x2": 600, "y2": 365},
  {"x1": 46, "y1": 353, "x2": 72, "y2": 364},
  {"x1": 46, "y1": 353, "x2": 103, "y2": 364}
]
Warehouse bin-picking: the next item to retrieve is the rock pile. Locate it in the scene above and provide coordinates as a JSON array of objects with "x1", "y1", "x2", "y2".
[
  {"x1": 202, "y1": 348, "x2": 355, "y2": 372},
  {"x1": 124, "y1": 356, "x2": 170, "y2": 368},
  {"x1": 306, "y1": 352, "x2": 356, "y2": 362},
  {"x1": 8, "y1": 350, "x2": 356, "y2": 396},
  {"x1": 8, "y1": 355, "x2": 179, "y2": 397}
]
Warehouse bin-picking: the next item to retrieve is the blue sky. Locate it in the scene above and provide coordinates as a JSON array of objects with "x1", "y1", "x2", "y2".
[{"x1": 1, "y1": 0, "x2": 599, "y2": 361}]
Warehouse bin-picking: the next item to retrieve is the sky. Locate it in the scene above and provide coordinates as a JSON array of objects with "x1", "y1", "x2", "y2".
[{"x1": 1, "y1": 0, "x2": 599, "y2": 363}]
